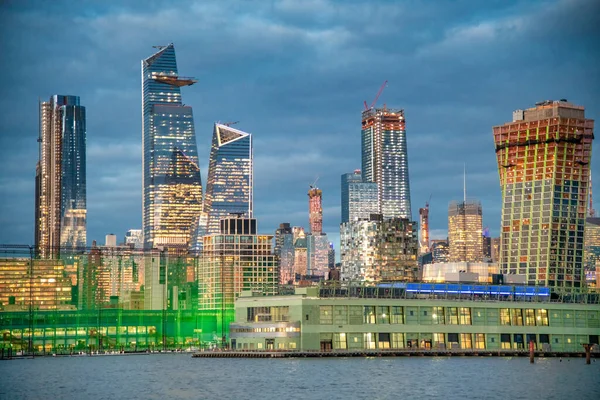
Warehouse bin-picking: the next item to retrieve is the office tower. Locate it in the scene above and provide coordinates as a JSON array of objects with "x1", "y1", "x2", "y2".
[
  {"x1": 448, "y1": 200, "x2": 483, "y2": 263},
  {"x1": 0, "y1": 259, "x2": 73, "y2": 310},
  {"x1": 35, "y1": 95, "x2": 86, "y2": 257},
  {"x1": 328, "y1": 243, "x2": 335, "y2": 269},
  {"x1": 493, "y1": 100, "x2": 594, "y2": 290},
  {"x1": 203, "y1": 123, "x2": 253, "y2": 236},
  {"x1": 142, "y1": 43, "x2": 202, "y2": 250},
  {"x1": 275, "y1": 223, "x2": 295, "y2": 284},
  {"x1": 307, "y1": 234, "x2": 330, "y2": 276},
  {"x1": 419, "y1": 201, "x2": 430, "y2": 254},
  {"x1": 341, "y1": 170, "x2": 379, "y2": 223},
  {"x1": 585, "y1": 218, "x2": 600, "y2": 286},
  {"x1": 198, "y1": 217, "x2": 278, "y2": 311},
  {"x1": 431, "y1": 240, "x2": 450, "y2": 263},
  {"x1": 490, "y1": 237, "x2": 501, "y2": 263},
  {"x1": 482, "y1": 228, "x2": 492, "y2": 260},
  {"x1": 125, "y1": 229, "x2": 143, "y2": 249},
  {"x1": 294, "y1": 232, "x2": 308, "y2": 278},
  {"x1": 340, "y1": 215, "x2": 418, "y2": 282},
  {"x1": 308, "y1": 187, "x2": 323, "y2": 234},
  {"x1": 361, "y1": 107, "x2": 412, "y2": 219}
]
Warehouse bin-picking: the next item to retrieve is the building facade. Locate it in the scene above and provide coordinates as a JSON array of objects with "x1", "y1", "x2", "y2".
[
  {"x1": 198, "y1": 217, "x2": 278, "y2": 311},
  {"x1": 341, "y1": 171, "x2": 379, "y2": 224},
  {"x1": 493, "y1": 100, "x2": 594, "y2": 291},
  {"x1": 431, "y1": 240, "x2": 450, "y2": 263},
  {"x1": 340, "y1": 219, "x2": 379, "y2": 281},
  {"x1": 421, "y1": 262, "x2": 500, "y2": 283},
  {"x1": 448, "y1": 200, "x2": 484, "y2": 263},
  {"x1": 203, "y1": 123, "x2": 253, "y2": 237},
  {"x1": 35, "y1": 95, "x2": 86, "y2": 258},
  {"x1": 142, "y1": 43, "x2": 202, "y2": 250},
  {"x1": 275, "y1": 223, "x2": 295, "y2": 285},
  {"x1": 308, "y1": 188, "x2": 323, "y2": 234},
  {"x1": 361, "y1": 107, "x2": 412, "y2": 220},
  {"x1": 584, "y1": 217, "x2": 600, "y2": 288}
]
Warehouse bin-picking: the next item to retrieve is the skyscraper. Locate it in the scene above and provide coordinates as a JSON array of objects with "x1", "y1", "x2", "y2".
[
  {"x1": 203, "y1": 123, "x2": 253, "y2": 236},
  {"x1": 142, "y1": 44, "x2": 202, "y2": 250},
  {"x1": 361, "y1": 107, "x2": 412, "y2": 219},
  {"x1": 275, "y1": 223, "x2": 295, "y2": 284},
  {"x1": 35, "y1": 95, "x2": 86, "y2": 257},
  {"x1": 448, "y1": 200, "x2": 484, "y2": 263},
  {"x1": 308, "y1": 187, "x2": 323, "y2": 234},
  {"x1": 493, "y1": 100, "x2": 594, "y2": 291},
  {"x1": 340, "y1": 170, "x2": 379, "y2": 223}
]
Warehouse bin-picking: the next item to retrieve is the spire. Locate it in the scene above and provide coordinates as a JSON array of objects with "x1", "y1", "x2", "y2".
[{"x1": 463, "y1": 163, "x2": 467, "y2": 203}]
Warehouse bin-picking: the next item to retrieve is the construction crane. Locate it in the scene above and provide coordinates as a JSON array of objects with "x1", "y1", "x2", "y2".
[
  {"x1": 363, "y1": 80, "x2": 388, "y2": 111},
  {"x1": 309, "y1": 176, "x2": 320, "y2": 190},
  {"x1": 222, "y1": 121, "x2": 240, "y2": 127}
]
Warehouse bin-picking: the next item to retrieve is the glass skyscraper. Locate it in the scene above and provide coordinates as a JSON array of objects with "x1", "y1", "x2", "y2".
[
  {"x1": 361, "y1": 108, "x2": 412, "y2": 220},
  {"x1": 142, "y1": 44, "x2": 202, "y2": 249},
  {"x1": 447, "y1": 200, "x2": 484, "y2": 263},
  {"x1": 493, "y1": 100, "x2": 594, "y2": 291},
  {"x1": 341, "y1": 170, "x2": 379, "y2": 223},
  {"x1": 203, "y1": 123, "x2": 253, "y2": 236},
  {"x1": 35, "y1": 95, "x2": 86, "y2": 257}
]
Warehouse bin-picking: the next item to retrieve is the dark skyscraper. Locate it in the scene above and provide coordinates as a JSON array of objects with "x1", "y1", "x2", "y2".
[
  {"x1": 361, "y1": 107, "x2": 412, "y2": 219},
  {"x1": 35, "y1": 95, "x2": 86, "y2": 257},
  {"x1": 142, "y1": 44, "x2": 202, "y2": 249}
]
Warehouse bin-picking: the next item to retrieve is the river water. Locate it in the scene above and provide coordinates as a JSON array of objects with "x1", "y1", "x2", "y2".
[{"x1": 1, "y1": 354, "x2": 599, "y2": 399}]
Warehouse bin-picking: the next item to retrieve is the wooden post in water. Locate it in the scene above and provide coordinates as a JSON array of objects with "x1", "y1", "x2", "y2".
[
  {"x1": 529, "y1": 340, "x2": 535, "y2": 364},
  {"x1": 582, "y1": 344, "x2": 591, "y2": 365}
]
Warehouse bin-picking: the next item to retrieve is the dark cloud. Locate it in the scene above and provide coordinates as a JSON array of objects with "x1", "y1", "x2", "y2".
[{"x1": 0, "y1": 0, "x2": 599, "y2": 253}]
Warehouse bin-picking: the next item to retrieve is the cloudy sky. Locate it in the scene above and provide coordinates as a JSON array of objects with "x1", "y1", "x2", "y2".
[{"x1": 0, "y1": 0, "x2": 599, "y2": 252}]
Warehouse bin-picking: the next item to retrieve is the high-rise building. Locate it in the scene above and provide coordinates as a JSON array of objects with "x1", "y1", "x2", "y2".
[
  {"x1": 35, "y1": 95, "x2": 86, "y2": 258},
  {"x1": 448, "y1": 200, "x2": 483, "y2": 263},
  {"x1": 198, "y1": 217, "x2": 278, "y2": 311},
  {"x1": 419, "y1": 202, "x2": 430, "y2": 254},
  {"x1": 340, "y1": 218, "x2": 378, "y2": 281},
  {"x1": 431, "y1": 239, "x2": 450, "y2": 263},
  {"x1": 275, "y1": 223, "x2": 295, "y2": 284},
  {"x1": 493, "y1": 100, "x2": 594, "y2": 291},
  {"x1": 341, "y1": 170, "x2": 379, "y2": 223},
  {"x1": 307, "y1": 234, "x2": 330, "y2": 277},
  {"x1": 203, "y1": 123, "x2": 253, "y2": 237},
  {"x1": 584, "y1": 217, "x2": 600, "y2": 284},
  {"x1": 490, "y1": 237, "x2": 501, "y2": 263},
  {"x1": 142, "y1": 43, "x2": 202, "y2": 250},
  {"x1": 327, "y1": 242, "x2": 335, "y2": 269},
  {"x1": 294, "y1": 232, "x2": 308, "y2": 279},
  {"x1": 361, "y1": 107, "x2": 412, "y2": 219},
  {"x1": 308, "y1": 187, "x2": 323, "y2": 234},
  {"x1": 125, "y1": 229, "x2": 143, "y2": 249}
]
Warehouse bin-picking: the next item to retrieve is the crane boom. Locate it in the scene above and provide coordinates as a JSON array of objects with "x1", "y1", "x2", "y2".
[{"x1": 370, "y1": 80, "x2": 388, "y2": 109}]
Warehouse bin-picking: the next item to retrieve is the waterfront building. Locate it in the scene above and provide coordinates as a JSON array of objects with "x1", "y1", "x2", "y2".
[
  {"x1": 142, "y1": 43, "x2": 202, "y2": 250},
  {"x1": 275, "y1": 223, "x2": 295, "y2": 284},
  {"x1": 448, "y1": 200, "x2": 483, "y2": 263},
  {"x1": 229, "y1": 282, "x2": 599, "y2": 352},
  {"x1": 203, "y1": 123, "x2": 253, "y2": 237},
  {"x1": 35, "y1": 95, "x2": 86, "y2": 258},
  {"x1": 340, "y1": 216, "x2": 418, "y2": 282},
  {"x1": 421, "y1": 262, "x2": 500, "y2": 283},
  {"x1": 0, "y1": 259, "x2": 74, "y2": 311},
  {"x1": 308, "y1": 187, "x2": 323, "y2": 234},
  {"x1": 340, "y1": 170, "x2": 379, "y2": 224},
  {"x1": 198, "y1": 217, "x2": 278, "y2": 311},
  {"x1": 361, "y1": 107, "x2": 411, "y2": 219},
  {"x1": 125, "y1": 229, "x2": 143, "y2": 249},
  {"x1": 493, "y1": 100, "x2": 594, "y2": 291},
  {"x1": 431, "y1": 240, "x2": 450, "y2": 263}
]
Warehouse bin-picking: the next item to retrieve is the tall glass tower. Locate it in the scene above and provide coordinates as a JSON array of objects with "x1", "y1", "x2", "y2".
[
  {"x1": 35, "y1": 95, "x2": 86, "y2": 258},
  {"x1": 341, "y1": 170, "x2": 379, "y2": 223},
  {"x1": 203, "y1": 123, "x2": 253, "y2": 236},
  {"x1": 142, "y1": 44, "x2": 202, "y2": 249},
  {"x1": 361, "y1": 107, "x2": 412, "y2": 219},
  {"x1": 493, "y1": 100, "x2": 594, "y2": 291}
]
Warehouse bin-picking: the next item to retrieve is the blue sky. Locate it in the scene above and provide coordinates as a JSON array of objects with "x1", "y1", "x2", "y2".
[{"x1": 0, "y1": 0, "x2": 599, "y2": 252}]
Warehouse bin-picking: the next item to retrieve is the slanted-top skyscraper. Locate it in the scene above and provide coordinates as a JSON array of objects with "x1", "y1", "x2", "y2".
[
  {"x1": 35, "y1": 95, "x2": 87, "y2": 257},
  {"x1": 203, "y1": 123, "x2": 253, "y2": 236},
  {"x1": 361, "y1": 107, "x2": 412, "y2": 219},
  {"x1": 493, "y1": 100, "x2": 594, "y2": 291},
  {"x1": 142, "y1": 44, "x2": 202, "y2": 249}
]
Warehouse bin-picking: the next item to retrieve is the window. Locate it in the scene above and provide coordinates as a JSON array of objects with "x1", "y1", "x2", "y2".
[
  {"x1": 378, "y1": 333, "x2": 390, "y2": 349},
  {"x1": 459, "y1": 308, "x2": 471, "y2": 325},
  {"x1": 525, "y1": 309, "x2": 536, "y2": 326},
  {"x1": 349, "y1": 306, "x2": 363, "y2": 325},
  {"x1": 500, "y1": 309, "x2": 511, "y2": 325},
  {"x1": 501, "y1": 333, "x2": 511, "y2": 349},
  {"x1": 334, "y1": 333, "x2": 347, "y2": 350},
  {"x1": 432, "y1": 307, "x2": 444, "y2": 325},
  {"x1": 289, "y1": 342, "x2": 297, "y2": 349},
  {"x1": 391, "y1": 333, "x2": 404, "y2": 349},
  {"x1": 364, "y1": 333, "x2": 376, "y2": 349},
  {"x1": 460, "y1": 333, "x2": 472, "y2": 349},
  {"x1": 377, "y1": 306, "x2": 390, "y2": 324},
  {"x1": 447, "y1": 307, "x2": 459, "y2": 324},
  {"x1": 511, "y1": 309, "x2": 523, "y2": 326},
  {"x1": 536, "y1": 309, "x2": 549, "y2": 326},
  {"x1": 364, "y1": 306, "x2": 376, "y2": 324},
  {"x1": 475, "y1": 334, "x2": 485, "y2": 349},
  {"x1": 320, "y1": 306, "x2": 333, "y2": 325},
  {"x1": 391, "y1": 306, "x2": 404, "y2": 324},
  {"x1": 433, "y1": 333, "x2": 445, "y2": 348}
]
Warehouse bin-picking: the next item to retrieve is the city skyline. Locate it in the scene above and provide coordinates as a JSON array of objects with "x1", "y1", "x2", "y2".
[{"x1": 1, "y1": 0, "x2": 599, "y2": 251}]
